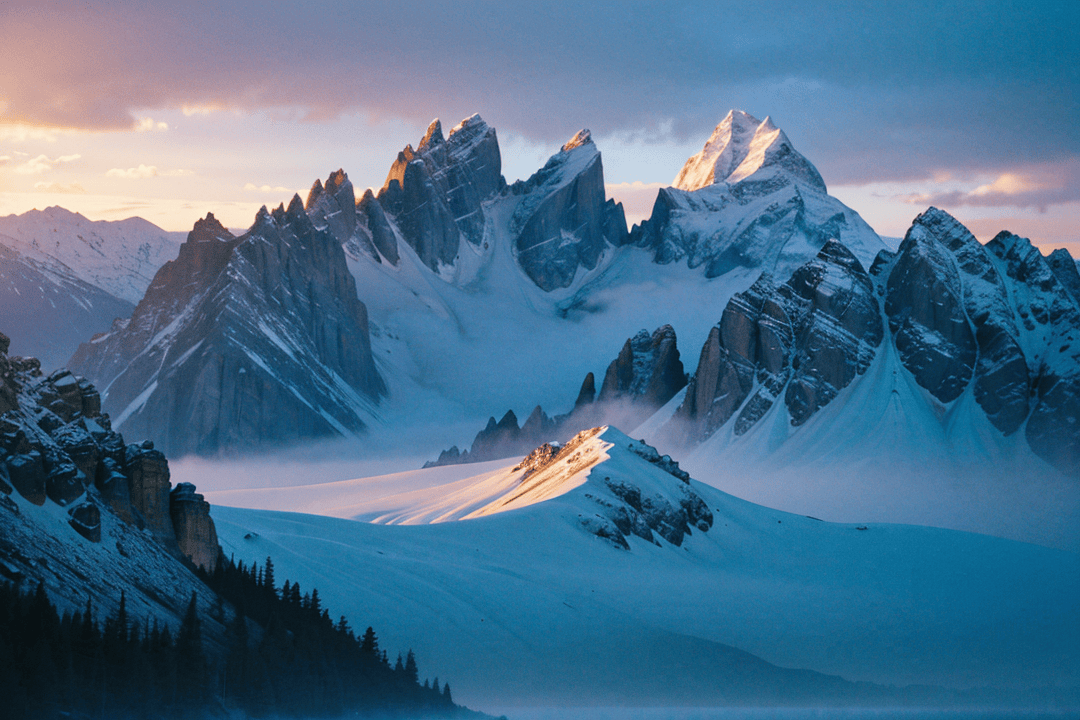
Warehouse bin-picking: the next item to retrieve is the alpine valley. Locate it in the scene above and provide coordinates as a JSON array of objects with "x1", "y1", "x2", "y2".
[{"x1": 1, "y1": 109, "x2": 1078, "y2": 716}]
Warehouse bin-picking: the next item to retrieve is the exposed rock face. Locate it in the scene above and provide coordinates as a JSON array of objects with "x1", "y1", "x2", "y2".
[
  {"x1": 306, "y1": 169, "x2": 377, "y2": 261},
  {"x1": 378, "y1": 116, "x2": 505, "y2": 271},
  {"x1": 598, "y1": 325, "x2": 687, "y2": 409},
  {"x1": 354, "y1": 189, "x2": 400, "y2": 264},
  {"x1": 470, "y1": 410, "x2": 523, "y2": 460},
  {"x1": 663, "y1": 207, "x2": 1080, "y2": 479},
  {"x1": 579, "y1": 433, "x2": 710, "y2": 549},
  {"x1": 309, "y1": 115, "x2": 626, "y2": 294},
  {"x1": 885, "y1": 211, "x2": 978, "y2": 403},
  {"x1": 884, "y1": 210, "x2": 1031, "y2": 433},
  {"x1": 125, "y1": 441, "x2": 174, "y2": 544},
  {"x1": 69, "y1": 206, "x2": 386, "y2": 456},
  {"x1": 984, "y1": 231, "x2": 1080, "y2": 474},
  {"x1": 425, "y1": 326, "x2": 686, "y2": 467},
  {"x1": 574, "y1": 372, "x2": 596, "y2": 408},
  {"x1": 630, "y1": 110, "x2": 885, "y2": 280},
  {"x1": 675, "y1": 239, "x2": 882, "y2": 441},
  {"x1": 1047, "y1": 248, "x2": 1080, "y2": 307},
  {"x1": 170, "y1": 482, "x2": 220, "y2": 572},
  {"x1": 510, "y1": 130, "x2": 628, "y2": 291},
  {"x1": 1, "y1": 338, "x2": 221, "y2": 565}
]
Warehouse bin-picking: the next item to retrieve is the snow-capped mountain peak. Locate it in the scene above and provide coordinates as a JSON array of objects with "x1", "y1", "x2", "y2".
[
  {"x1": 673, "y1": 110, "x2": 825, "y2": 192},
  {"x1": 561, "y1": 128, "x2": 593, "y2": 153},
  {"x1": 673, "y1": 109, "x2": 760, "y2": 190},
  {"x1": 419, "y1": 118, "x2": 444, "y2": 150}
]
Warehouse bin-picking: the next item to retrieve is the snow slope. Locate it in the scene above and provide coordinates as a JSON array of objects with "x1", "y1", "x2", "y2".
[
  {"x1": 0, "y1": 206, "x2": 182, "y2": 304},
  {"x1": 213, "y1": 427, "x2": 1079, "y2": 711},
  {"x1": 0, "y1": 241, "x2": 134, "y2": 370}
]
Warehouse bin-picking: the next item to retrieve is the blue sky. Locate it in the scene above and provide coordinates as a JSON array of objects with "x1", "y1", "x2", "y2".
[{"x1": 0, "y1": 0, "x2": 1076, "y2": 251}]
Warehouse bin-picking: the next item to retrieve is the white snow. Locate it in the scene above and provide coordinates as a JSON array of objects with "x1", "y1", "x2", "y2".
[
  {"x1": 0, "y1": 206, "x2": 183, "y2": 303},
  {"x1": 212, "y1": 426, "x2": 1080, "y2": 710}
]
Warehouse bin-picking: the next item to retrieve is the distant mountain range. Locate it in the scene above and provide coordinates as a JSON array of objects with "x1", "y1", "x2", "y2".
[
  {"x1": 0, "y1": 207, "x2": 182, "y2": 369},
  {"x1": 0, "y1": 109, "x2": 1076, "y2": 549}
]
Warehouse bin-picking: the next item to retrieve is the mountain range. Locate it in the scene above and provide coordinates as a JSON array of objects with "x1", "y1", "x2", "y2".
[
  {"x1": 0, "y1": 107, "x2": 1077, "y2": 714},
  {"x1": 0, "y1": 207, "x2": 182, "y2": 370}
]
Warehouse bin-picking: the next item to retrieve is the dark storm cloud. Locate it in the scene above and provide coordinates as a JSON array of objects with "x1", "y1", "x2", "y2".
[{"x1": 2, "y1": 0, "x2": 1076, "y2": 184}]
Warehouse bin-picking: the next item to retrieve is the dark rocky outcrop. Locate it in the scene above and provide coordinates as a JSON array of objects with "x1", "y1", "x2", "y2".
[
  {"x1": 985, "y1": 231, "x2": 1080, "y2": 475},
  {"x1": 574, "y1": 372, "x2": 596, "y2": 408},
  {"x1": 425, "y1": 326, "x2": 686, "y2": 467},
  {"x1": 68, "y1": 501, "x2": 101, "y2": 542},
  {"x1": 69, "y1": 205, "x2": 386, "y2": 456},
  {"x1": 170, "y1": 482, "x2": 220, "y2": 572},
  {"x1": 574, "y1": 432, "x2": 711, "y2": 549},
  {"x1": 1, "y1": 337, "x2": 222, "y2": 565},
  {"x1": 598, "y1": 325, "x2": 687, "y2": 410},
  {"x1": 1047, "y1": 248, "x2": 1080, "y2": 308},
  {"x1": 355, "y1": 188, "x2": 400, "y2": 264},
  {"x1": 378, "y1": 116, "x2": 505, "y2": 271},
  {"x1": 673, "y1": 239, "x2": 882, "y2": 440},
  {"x1": 659, "y1": 208, "x2": 1080, "y2": 479},
  {"x1": 886, "y1": 210, "x2": 1031, "y2": 434},
  {"x1": 510, "y1": 130, "x2": 628, "y2": 291},
  {"x1": 125, "y1": 440, "x2": 174, "y2": 545},
  {"x1": 470, "y1": 410, "x2": 523, "y2": 460}
]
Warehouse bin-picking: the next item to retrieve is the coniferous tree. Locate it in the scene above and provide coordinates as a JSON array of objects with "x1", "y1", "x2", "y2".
[{"x1": 404, "y1": 649, "x2": 419, "y2": 684}]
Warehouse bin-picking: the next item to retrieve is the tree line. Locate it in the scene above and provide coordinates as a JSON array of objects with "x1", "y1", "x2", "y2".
[{"x1": 0, "y1": 554, "x2": 465, "y2": 719}]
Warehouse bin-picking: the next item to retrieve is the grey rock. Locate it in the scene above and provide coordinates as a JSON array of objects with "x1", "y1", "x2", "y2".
[
  {"x1": 673, "y1": 239, "x2": 883, "y2": 441},
  {"x1": 469, "y1": 410, "x2": 521, "y2": 460},
  {"x1": 378, "y1": 116, "x2": 504, "y2": 272},
  {"x1": 6, "y1": 451, "x2": 46, "y2": 505},
  {"x1": 356, "y1": 188, "x2": 399, "y2": 264},
  {"x1": 125, "y1": 442, "x2": 175, "y2": 546},
  {"x1": 43, "y1": 446, "x2": 85, "y2": 506},
  {"x1": 1047, "y1": 248, "x2": 1080, "y2": 308},
  {"x1": 170, "y1": 482, "x2": 220, "y2": 572},
  {"x1": 68, "y1": 501, "x2": 101, "y2": 542},
  {"x1": 69, "y1": 206, "x2": 386, "y2": 456},
  {"x1": 886, "y1": 210, "x2": 977, "y2": 403},
  {"x1": 985, "y1": 231, "x2": 1080, "y2": 476},
  {"x1": 510, "y1": 130, "x2": 628, "y2": 291},
  {"x1": 95, "y1": 456, "x2": 135, "y2": 524},
  {"x1": 598, "y1": 325, "x2": 687, "y2": 410},
  {"x1": 574, "y1": 372, "x2": 596, "y2": 408},
  {"x1": 781, "y1": 239, "x2": 882, "y2": 425}
]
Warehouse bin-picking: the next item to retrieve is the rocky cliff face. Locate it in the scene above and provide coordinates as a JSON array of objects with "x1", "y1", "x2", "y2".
[
  {"x1": 0, "y1": 332, "x2": 219, "y2": 569},
  {"x1": 68, "y1": 206, "x2": 386, "y2": 456},
  {"x1": 983, "y1": 230, "x2": 1080, "y2": 474},
  {"x1": 673, "y1": 239, "x2": 881, "y2": 442},
  {"x1": 376, "y1": 115, "x2": 505, "y2": 271},
  {"x1": 1047, "y1": 248, "x2": 1080, "y2": 307},
  {"x1": 339, "y1": 115, "x2": 626, "y2": 292},
  {"x1": 170, "y1": 482, "x2": 220, "y2": 573},
  {"x1": 664, "y1": 207, "x2": 1080, "y2": 479},
  {"x1": 597, "y1": 325, "x2": 687, "y2": 409},
  {"x1": 629, "y1": 110, "x2": 884, "y2": 280},
  {"x1": 509, "y1": 130, "x2": 629, "y2": 291}
]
